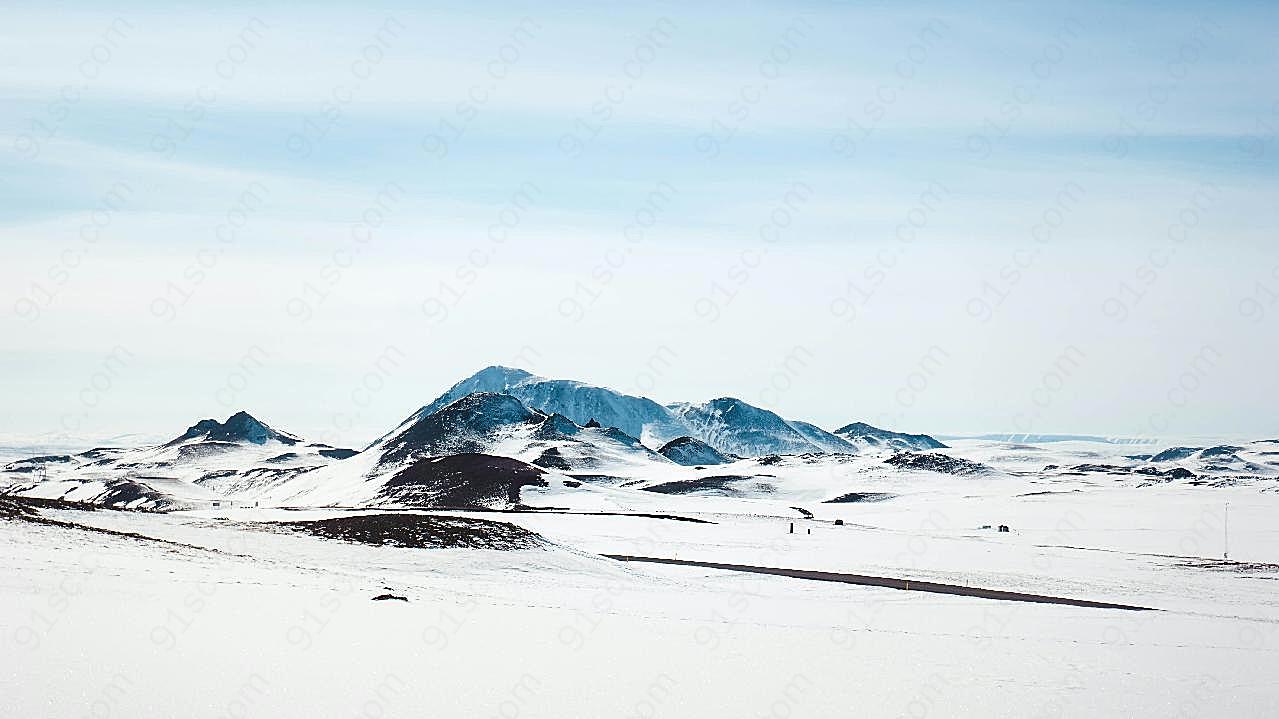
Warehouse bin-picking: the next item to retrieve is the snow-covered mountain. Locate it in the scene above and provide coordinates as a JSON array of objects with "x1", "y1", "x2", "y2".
[
  {"x1": 0, "y1": 412, "x2": 353, "y2": 509},
  {"x1": 669, "y1": 398, "x2": 853, "y2": 456},
  {"x1": 404, "y1": 366, "x2": 687, "y2": 447},
  {"x1": 365, "y1": 391, "x2": 670, "y2": 479},
  {"x1": 409, "y1": 366, "x2": 887, "y2": 458},
  {"x1": 376, "y1": 453, "x2": 550, "y2": 508},
  {"x1": 167, "y1": 411, "x2": 302, "y2": 447},
  {"x1": 834, "y1": 421, "x2": 946, "y2": 452},
  {"x1": 658, "y1": 436, "x2": 734, "y2": 466},
  {"x1": 1118, "y1": 441, "x2": 1279, "y2": 482},
  {"x1": 787, "y1": 420, "x2": 861, "y2": 453},
  {"x1": 372, "y1": 392, "x2": 544, "y2": 468}
]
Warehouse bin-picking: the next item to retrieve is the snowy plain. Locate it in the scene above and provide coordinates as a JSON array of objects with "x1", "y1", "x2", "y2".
[{"x1": 3, "y1": 436, "x2": 1278, "y2": 718}]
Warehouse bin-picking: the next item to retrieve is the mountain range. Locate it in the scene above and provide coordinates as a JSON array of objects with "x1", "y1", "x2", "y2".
[
  {"x1": 404, "y1": 365, "x2": 944, "y2": 456},
  {"x1": 0, "y1": 365, "x2": 946, "y2": 509},
  {"x1": 4, "y1": 365, "x2": 1273, "y2": 511}
]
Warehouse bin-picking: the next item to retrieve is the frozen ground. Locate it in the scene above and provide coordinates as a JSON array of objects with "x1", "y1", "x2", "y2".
[{"x1": 4, "y1": 461, "x2": 1279, "y2": 718}]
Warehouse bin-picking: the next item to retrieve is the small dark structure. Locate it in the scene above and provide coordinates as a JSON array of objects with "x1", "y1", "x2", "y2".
[
  {"x1": 998, "y1": 525, "x2": 1010, "y2": 533},
  {"x1": 834, "y1": 519, "x2": 844, "y2": 526}
]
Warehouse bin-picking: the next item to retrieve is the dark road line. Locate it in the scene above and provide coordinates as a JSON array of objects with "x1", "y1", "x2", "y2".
[{"x1": 604, "y1": 555, "x2": 1157, "y2": 611}]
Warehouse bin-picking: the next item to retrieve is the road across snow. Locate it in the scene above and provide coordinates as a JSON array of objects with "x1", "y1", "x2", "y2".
[{"x1": 603, "y1": 555, "x2": 1158, "y2": 611}]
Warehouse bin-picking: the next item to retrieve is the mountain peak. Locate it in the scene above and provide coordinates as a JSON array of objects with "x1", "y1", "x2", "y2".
[
  {"x1": 658, "y1": 436, "x2": 732, "y2": 466},
  {"x1": 834, "y1": 421, "x2": 946, "y2": 451},
  {"x1": 372, "y1": 392, "x2": 544, "y2": 468},
  {"x1": 471, "y1": 365, "x2": 539, "y2": 386},
  {"x1": 673, "y1": 397, "x2": 826, "y2": 456},
  {"x1": 698, "y1": 397, "x2": 780, "y2": 420},
  {"x1": 172, "y1": 411, "x2": 300, "y2": 446},
  {"x1": 442, "y1": 391, "x2": 539, "y2": 417},
  {"x1": 707, "y1": 397, "x2": 745, "y2": 405},
  {"x1": 538, "y1": 412, "x2": 582, "y2": 439},
  {"x1": 407, "y1": 367, "x2": 540, "y2": 421},
  {"x1": 407, "y1": 366, "x2": 683, "y2": 444}
]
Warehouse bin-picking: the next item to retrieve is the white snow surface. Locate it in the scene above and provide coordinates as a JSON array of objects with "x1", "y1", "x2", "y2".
[
  {"x1": 5, "y1": 423, "x2": 1279, "y2": 717},
  {"x1": 3, "y1": 466, "x2": 1278, "y2": 718}
]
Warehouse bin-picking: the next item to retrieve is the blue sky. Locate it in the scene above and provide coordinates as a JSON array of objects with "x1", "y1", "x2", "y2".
[{"x1": 2, "y1": 0, "x2": 1278, "y2": 446}]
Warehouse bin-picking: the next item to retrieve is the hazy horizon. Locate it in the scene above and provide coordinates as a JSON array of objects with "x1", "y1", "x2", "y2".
[{"x1": 0, "y1": 359, "x2": 1268, "y2": 454}]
